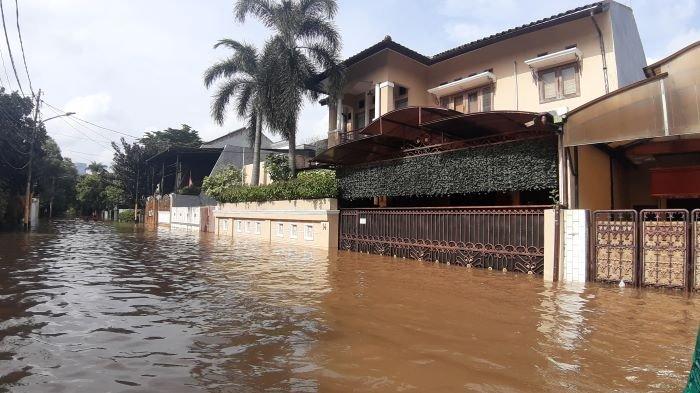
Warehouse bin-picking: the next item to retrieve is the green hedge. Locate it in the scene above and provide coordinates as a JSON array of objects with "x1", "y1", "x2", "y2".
[
  {"x1": 210, "y1": 170, "x2": 337, "y2": 203},
  {"x1": 337, "y1": 137, "x2": 558, "y2": 200},
  {"x1": 118, "y1": 209, "x2": 134, "y2": 222}
]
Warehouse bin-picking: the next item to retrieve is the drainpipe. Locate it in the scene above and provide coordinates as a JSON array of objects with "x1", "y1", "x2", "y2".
[
  {"x1": 591, "y1": 13, "x2": 610, "y2": 94},
  {"x1": 513, "y1": 60, "x2": 519, "y2": 110}
]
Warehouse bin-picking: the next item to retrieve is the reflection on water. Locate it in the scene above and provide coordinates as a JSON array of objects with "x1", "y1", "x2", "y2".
[{"x1": 0, "y1": 220, "x2": 697, "y2": 392}]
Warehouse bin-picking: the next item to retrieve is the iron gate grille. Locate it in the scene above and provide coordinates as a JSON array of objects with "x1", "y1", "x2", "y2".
[
  {"x1": 640, "y1": 209, "x2": 689, "y2": 289},
  {"x1": 592, "y1": 210, "x2": 638, "y2": 285},
  {"x1": 694, "y1": 209, "x2": 700, "y2": 290},
  {"x1": 339, "y1": 206, "x2": 548, "y2": 274}
]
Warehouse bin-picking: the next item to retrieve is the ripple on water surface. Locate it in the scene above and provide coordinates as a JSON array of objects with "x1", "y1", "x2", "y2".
[{"x1": 0, "y1": 219, "x2": 698, "y2": 392}]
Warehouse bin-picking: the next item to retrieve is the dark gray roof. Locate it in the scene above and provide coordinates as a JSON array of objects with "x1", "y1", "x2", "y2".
[{"x1": 316, "y1": 1, "x2": 605, "y2": 82}]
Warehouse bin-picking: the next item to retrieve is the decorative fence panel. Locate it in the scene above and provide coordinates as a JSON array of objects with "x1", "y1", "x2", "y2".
[
  {"x1": 339, "y1": 206, "x2": 548, "y2": 274},
  {"x1": 592, "y1": 210, "x2": 638, "y2": 285},
  {"x1": 640, "y1": 209, "x2": 689, "y2": 289},
  {"x1": 693, "y1": 209, "x2": 700, "y2": 290}
]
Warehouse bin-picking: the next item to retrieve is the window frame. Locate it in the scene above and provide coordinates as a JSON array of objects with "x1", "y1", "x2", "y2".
[
  {"x1": 255, "y1": 221, "x2": 261, "y2": 235},
  {"x1": 304, "y1": 224, "x2": 314, "y2": 241},
  {"x1": 538, "y1": 62, "x2": 580, "y2": 104},
  {"x1": 290, "y1": 224, "x2": 298, "y2": 239},
  {"x1": 437, "y1": 84, "x2": 494, "y2": 114},
  {"x1": 276, "y1": 223, "x2": 284, "y2": 237},
  {"x1": 235, "y1": 220, "x2": 242, "y2": 233}
]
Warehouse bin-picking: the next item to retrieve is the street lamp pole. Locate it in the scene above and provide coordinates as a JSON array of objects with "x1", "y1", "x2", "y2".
[{"x1": 23, "y1": 93, "x2": 76, "y2": 228}]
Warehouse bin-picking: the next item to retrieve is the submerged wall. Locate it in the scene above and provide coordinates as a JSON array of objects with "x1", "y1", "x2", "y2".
[{"x1": 214, "y1": 198, "x2": 339, "y2": 250}]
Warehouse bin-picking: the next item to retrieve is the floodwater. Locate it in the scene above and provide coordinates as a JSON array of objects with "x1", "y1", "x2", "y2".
[{"x1": 0, "y1": 220, "x2": 698, "y2": 392}]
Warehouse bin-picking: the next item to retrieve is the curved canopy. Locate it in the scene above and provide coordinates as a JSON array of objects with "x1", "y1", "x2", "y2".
[{"x1": 314, "y1": 106, "x2": 555, "y2": 166}]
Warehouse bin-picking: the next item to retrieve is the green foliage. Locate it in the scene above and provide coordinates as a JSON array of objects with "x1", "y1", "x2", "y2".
[
  {"x1": 102, "y1": 185, "x2": 126, "y2": 207},
  {"x1": 337, "y1": 138, "x2": 558, "y2": 200},
  {"x1": 76, "y1": 173, "x2": 107, "y2": 214},
  {"x1": 111, "y1": 138, "x2": 147, "y2": 208},
  {"x1": 264, "y1": 154, "x2": 291, "y2": 182},
  {"x1": 177, "y1": 185, "x2": 201, "y2": 195},
  {"x1": 201, "y1": 166, "x2": 244, "y2": 201},
  {"x1": 140, "y1": 124, "x2": 202, "y2": 155},
  {"x1": 118, "y1": 209, "x2": 135, "y2": 222},
  {"x1": 209, "y1": 169, "x2": 337, "y2": 203},
  {"x1": 234, "y1": 0, "x2": 344, "y2": 177}
]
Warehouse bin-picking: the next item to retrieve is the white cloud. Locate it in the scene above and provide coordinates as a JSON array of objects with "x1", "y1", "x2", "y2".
[
  {"x1": 444, "y1": 22, "x2": 497, "y2": 44},
  {"x1": 666, "y1": 28, "x2": 700, "y2": 54},
  {"x1": 63, "y1": 93, "x2": 112, "y2": 119}
]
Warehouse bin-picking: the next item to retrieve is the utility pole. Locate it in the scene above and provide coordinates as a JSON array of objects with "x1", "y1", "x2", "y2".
[{"x1": 23, "y1": 89, "x2": 41, "y2": 229}]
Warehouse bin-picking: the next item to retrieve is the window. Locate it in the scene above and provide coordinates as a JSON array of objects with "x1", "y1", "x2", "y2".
[
  {"x1": 438, "y1": 85, "x2": 494, "y2": 114},
  {"x1": 255, "y1": 221, "x2": 261, "y2": 235},
  {"x1": 394, "y1": 85, "x2": 408, "y2": 109},
  {"x1": 276, "y1": 223, "x2": 284, "y2": 237},
  {"x1": 304, "y1": 224, "x2": 314, "y2": 241},
  {"x1": 221, "y1": 219, "x2": 229, "y2": 231},
  {"x1": 290, "y1": 224, "x2": 298, "y2": 239},
  {"x1": 358, "y1": 99, "x2": 365, "y2": 109},
  {"x1": 355, "y1": 111, "x2": 365, "y2": 129},
  {"x1": 236, "y1": 220, "x2": 242, "y2": 233},
  {"x1": 245, "y1": 221, "x2": 252, "y2": 233},
  {"x1": 538, "y1": 63, "x2": 579, "y2": 103}
]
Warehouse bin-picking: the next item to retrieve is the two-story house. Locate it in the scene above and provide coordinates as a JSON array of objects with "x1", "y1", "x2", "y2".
[{"x1": 315, "y1": 1, "x2": 646, "y2": 210}]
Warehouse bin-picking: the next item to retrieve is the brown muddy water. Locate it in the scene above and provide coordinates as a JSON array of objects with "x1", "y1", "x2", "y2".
[{"x1": 0, "y1": 220, "x2": 698, "y2": 392}]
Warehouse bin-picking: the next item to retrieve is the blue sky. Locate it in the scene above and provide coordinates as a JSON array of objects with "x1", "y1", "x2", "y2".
[{"x1": 12, "y1": 0, "x2": 700, "y2": 165}]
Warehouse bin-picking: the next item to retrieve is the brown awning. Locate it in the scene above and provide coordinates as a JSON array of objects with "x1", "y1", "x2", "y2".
[{"x1": 314, "y1": 107, "x2": 555, "y2": 165}]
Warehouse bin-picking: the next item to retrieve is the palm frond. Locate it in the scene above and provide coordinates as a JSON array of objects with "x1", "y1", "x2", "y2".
[
  {"x1": 234, "y1": 0, "x2": 275, "y2": 26},
  {"x1": 298, "y1": 0, "x2": 337, "y2": 18},
  {"x1": 210, "y1": 77, "x2": 254, "y2": 125}
]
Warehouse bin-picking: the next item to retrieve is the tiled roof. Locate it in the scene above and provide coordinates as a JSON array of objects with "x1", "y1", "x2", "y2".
[{"x1": 318, "y1": 1, "x2": 605, "y2": 81}]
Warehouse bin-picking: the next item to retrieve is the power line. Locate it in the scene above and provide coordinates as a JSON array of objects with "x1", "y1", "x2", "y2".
[
  {"x1": 0, "y1": 0, "x2": 23, "y2": 96},
  {"x1": 0, "y1": 29, "x2": 11, "y2": 89},
  {"x1": 41, "y1": 106, "x2": 111, "y2": 149},
  {"x1": 13, "y1": 0, "x2": 32, "y2": 96},
  {"x1": 41, "y1": 99, "x2": 139, "y2": 139}
]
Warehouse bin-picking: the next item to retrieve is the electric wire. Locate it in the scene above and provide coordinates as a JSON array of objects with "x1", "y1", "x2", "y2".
[
  {"x1": 41, "y1": 100, "x2": 139, "y2": 139},
  {"x1": 42, "y1": 106, "x2": 111, "y2": 149},
  {"x1": 0, "y1": 0, "x2": 23, "y2": 96},
  {"x1": 13, "y1": 0, "x2": 32, "y2": 96}
]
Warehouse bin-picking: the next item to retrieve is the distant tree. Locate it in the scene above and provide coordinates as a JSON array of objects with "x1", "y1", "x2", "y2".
[
  {"x1": 140, "y1": 124, "x2": 202, "y2": 156},
  {"x1": 34, "y1": 137, "x2": 79, "y2": 217},
  {"x1": 204, "y1": 39, "x2": 265, "y2": 185},
  {"x1": 76, "y1": 173, "x2": 108, "y2": 216},
  {"x1": 234, "y1": 0, "x2": 345, "y2": 177},
  {"x1": 87, "y1": 161, "x2": 107, "y2": 174}
]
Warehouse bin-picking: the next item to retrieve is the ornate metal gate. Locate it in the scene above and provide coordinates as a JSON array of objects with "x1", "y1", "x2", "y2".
[
  {"x1": 339, "y1": 206, "x2": 547, "y2": 274},
  {"x1": 592, "y1": 210, "x2": 638, "y2": 285},
  {"x1": 640, "y1": 209, "x2": 689, "y2": 289},
  {"x1": 693, "y1": 209, "x2": 700, "y2": 290}
]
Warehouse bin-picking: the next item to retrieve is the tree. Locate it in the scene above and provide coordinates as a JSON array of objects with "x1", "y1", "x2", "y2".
[
  {"x1": 76, "y1": 173, "x2": 108, "y2": 216},
  {"x1": 111, "y1": 138, "x2": 147, "y2": 209},
  {"x1": 87, "y1": 161, "x2": 107, "y2": 174},
  {"x1": 204, "y1": 39, "x2": 265, "y2": 185},
  {"x1": 0, "y1": 87, "x2": 51, "y2": 226},
  {"x1": 139, "y1": 124, "x2": 202, "y2": 155},
  {"x1": 234, "y1": 0, "x2": 345, "y2": 177}
]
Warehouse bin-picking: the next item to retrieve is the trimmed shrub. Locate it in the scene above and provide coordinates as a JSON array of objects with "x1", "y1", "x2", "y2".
[
  {"x1": 118, "y1": 209, "x2": 134, "y2": 222},
  {"x1": 264, "y1": 153, "x2": 292, "y2": 182},
  {"x1": 337, "y1": 137, "x2": 558, "y2": 200},
  {"x1": 201, "y1": 166, "x2": 244, "y2": 201},
  {"x1": 211, "y1": 169, "x2": 337, "y2": 203}
]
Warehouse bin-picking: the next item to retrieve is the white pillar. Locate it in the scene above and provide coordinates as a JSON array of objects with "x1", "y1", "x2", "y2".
[
  {"x1": 364, "y1": 90, "x2": 370, "y2": 126},
  {"x1": 374, "y1": 83, "x2": 380, "y2": 120},
  {"x1": 336, "y1": 97, "x2": 345, "y2": 133}
]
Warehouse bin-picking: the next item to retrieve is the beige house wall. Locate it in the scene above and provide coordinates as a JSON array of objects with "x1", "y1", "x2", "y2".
[
  {"x1": 213, "y1": 198, "x2": 339, "y2": 250},
  {"x1": 577, "y1": 145, "x2": 612, "y2": 211}
]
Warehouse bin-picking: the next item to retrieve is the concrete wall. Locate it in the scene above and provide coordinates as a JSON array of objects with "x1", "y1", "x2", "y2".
[
  {"x1": 610, "y1": 1, "x2": 647, "y2": 87},
  {"x1": 242, "y1": 162, "x2": 272, "y2": 186},
  {"x1": 171, "y1": 206, "x2": 201, "y2": 231},
  {"x1": 214, "y1": 198, "x2": 339, "y2": 250},
  {"x1": 157, "y1": 210, "x2": 171, "y2": 225}
]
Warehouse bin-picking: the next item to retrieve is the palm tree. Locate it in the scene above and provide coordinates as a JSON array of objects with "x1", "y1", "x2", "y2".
[
  {"x1": 87, "y1": 161, "x2": 107, "y2": 174},
  {"x1": 204, "y1": 40, "x2": 265, "y2": 185},
  {"x1": 234, "y1": 0, "x2": 344, "y2": 177}
]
